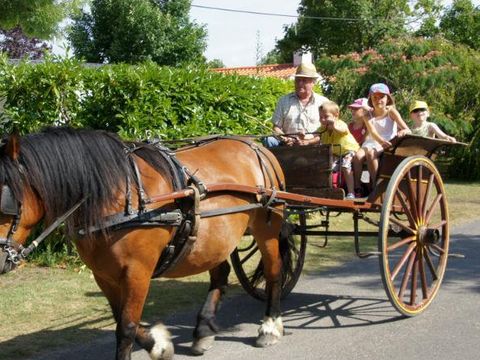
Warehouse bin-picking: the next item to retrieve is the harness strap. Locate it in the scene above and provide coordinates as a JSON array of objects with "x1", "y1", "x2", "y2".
[
  {"x1": 256, "y1": 145, "x2": 286, "y2": 191},
  {"x1": 200, "y1": 203, "x2": 264, "y2": 218},
  {"x1": 78, "y1": 208, "x2": 183, "y2": 235},
  {"x1": 125, "y1": 175, "x2": 133, "y2": 215},
  {"x1": 128, "y1": 155, "x2": 148, "y2": 212}
]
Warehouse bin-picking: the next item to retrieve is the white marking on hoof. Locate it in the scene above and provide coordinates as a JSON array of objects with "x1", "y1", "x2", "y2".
[
  {"x1": 256, "y1": 316, "x2": 283, "y2": 347},
  {"x1": 149, "y1": 324, "x2": 174, "y2": 360},
  {"x1": 191, "y1": 335, "x2": 215, "y2": 355}
]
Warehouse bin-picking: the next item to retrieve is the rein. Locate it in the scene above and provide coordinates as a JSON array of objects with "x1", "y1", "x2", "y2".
[{"x1": 0, "y1": 198, "x2": 86, "y2": 274}]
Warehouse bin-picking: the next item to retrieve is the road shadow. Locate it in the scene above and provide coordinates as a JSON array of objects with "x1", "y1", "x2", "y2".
[{"x1": 164, "y1": 290, "x2": 404, "y2": 356}]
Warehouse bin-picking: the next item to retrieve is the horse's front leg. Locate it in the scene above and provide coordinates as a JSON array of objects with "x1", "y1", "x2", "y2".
[
  {"x1": 118, "y1": 269, "x2": 174, "y2": 360},
  {"x1": 96, "y1": 268, "x2": 173, "y2": 360},
  {"x1": 254, "y1": 221, "x2": 284, "y2": 347},
  {"x1": 191, "y1": 260, "x2": 231, "y2": 355}
]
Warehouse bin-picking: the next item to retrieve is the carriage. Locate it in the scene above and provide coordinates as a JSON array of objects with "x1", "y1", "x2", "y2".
[
  {"x1": 0, "y1": 129, "x2": 461, "y2": 359},
  {"x1": 231, "y1": 134, "x2": 457, "y2": 317}
]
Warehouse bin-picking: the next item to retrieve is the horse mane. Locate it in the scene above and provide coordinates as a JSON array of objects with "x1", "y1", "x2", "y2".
[{"x1": 0, "y1": 127, "x2": 173, "y2": 237}]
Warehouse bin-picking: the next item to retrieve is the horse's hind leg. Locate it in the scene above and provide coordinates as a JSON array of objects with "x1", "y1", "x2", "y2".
[
  {"x1": 250, "y1": 213, "x2": 284, "y2": 347},
  {"x1": 191, "y1": 260, "x2": 231, "y2": 355}
]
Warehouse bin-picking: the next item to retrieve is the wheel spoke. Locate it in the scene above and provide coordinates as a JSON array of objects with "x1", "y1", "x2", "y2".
[
  {"x1": 389, "y1": 216, "x2": 416, "y2": 235},
  {"x1": 387, "y1": 235, "x2": 416, "y2": 252},
  {"x1": 423, "y1": 251, "x2": 438, "y2": 281},
  {"x1": 416, "y1": 165, "x2": 423, "y2": 219},
  {"x1": 425, "y1": 193, "x2": 443, "y2": 225},
  {"x1": 410, "y1": 255, "x2": 419, "y2": 305},
  {"x1": 406, "y1": 171, "x2": 419, "y2": 220},
  {"x1": 429, "y1": 243, "x2": 446, "y2": 255},
  {"x1": 428, "y1": 220, "x2": 447, "y2": 230},
  {"x1": 422, "y1": 173, "x2": 435, "y2": 220},
  {"x1": 418, "y1": 249, "x2": 429, "y2": 299},
  {"x1": 399, "y1": 251, "x2": 416, "y2": 299},
  {"x1": 395, "y1": 189, "x2": 417, "y2": 228},
  {"x1": 391, "y1": 242, "x2": 417, "y2": 281},
  {"x1": 240, "y1": 245, "x2": 259, "y2": 265}
]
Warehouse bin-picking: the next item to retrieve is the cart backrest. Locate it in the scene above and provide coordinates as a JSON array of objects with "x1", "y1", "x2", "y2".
[
  {"x1": 268, "y1": 144, "x2": 344, "y2": 199},
  {"x1": 368, "y1": 135, "x2": 460, "y2": 206}
]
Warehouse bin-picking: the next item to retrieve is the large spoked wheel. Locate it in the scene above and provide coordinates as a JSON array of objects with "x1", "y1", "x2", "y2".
[
  {"x1": 379, "y1": 155, "x2": 449, "y2": 317},
  {"x1": 230, "y1": 211, "x2": 307, "y2": 301}
]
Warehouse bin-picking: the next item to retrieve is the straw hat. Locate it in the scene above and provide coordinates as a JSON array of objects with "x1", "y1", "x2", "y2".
[{"x1": 294, "y1": 63, "x2": 320, "y2": 79}]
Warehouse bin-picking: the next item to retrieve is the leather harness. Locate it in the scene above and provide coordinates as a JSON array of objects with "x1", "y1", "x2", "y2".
[{"x1": 0, "y1": 137, "x2": 285, "y2": 277}]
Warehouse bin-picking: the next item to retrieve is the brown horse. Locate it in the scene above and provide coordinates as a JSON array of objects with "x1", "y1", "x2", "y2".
[{"x1": 0, "y1": 127, "x2": 288, "y2": 360}]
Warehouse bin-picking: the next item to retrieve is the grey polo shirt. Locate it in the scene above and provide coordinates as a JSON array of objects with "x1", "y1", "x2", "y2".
[{"x1": 272, "y1": 92, "x2": 329, "y2": 137}]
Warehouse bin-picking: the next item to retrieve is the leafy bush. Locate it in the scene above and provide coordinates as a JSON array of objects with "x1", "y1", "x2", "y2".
[
  {"x1": 317, "y1": 36, "x2": 480, "y2": 179},
  {"x1": 0, "y1": 55, "x2": 293, "y2": 139}
]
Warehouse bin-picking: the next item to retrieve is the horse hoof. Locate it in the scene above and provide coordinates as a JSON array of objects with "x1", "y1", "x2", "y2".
[
  {"x1": 149, "y1": 324, "x2": 174, "y2": 360},
  {"x1": 255, "y1": 333, "x2": 280, "y2": 348},
  {"x1": 191, "y1": 335, "x2": 215, "y2": 355},
  {"x1": 255, "y1": 316, "x2": 283, "y2": 348}
]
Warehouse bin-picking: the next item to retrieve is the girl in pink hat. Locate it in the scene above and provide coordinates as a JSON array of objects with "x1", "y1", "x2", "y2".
[{"x1": 356, "y1": 83, "x2": 410, "y2": 190}]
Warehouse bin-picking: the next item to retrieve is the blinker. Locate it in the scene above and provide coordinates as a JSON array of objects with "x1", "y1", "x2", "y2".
[{"x1": 0, "y1": 185, "x2": 19, "y2": 215}]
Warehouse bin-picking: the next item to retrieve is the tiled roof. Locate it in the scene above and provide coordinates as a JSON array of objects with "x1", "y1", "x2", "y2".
[{"x1": 211, "y1": 63, "x2": 296, "y2": 79}]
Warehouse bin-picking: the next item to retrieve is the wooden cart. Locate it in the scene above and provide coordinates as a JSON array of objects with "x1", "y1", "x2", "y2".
[{"x1": 231, "y1": 135, "x2": 460, "y2": 317}]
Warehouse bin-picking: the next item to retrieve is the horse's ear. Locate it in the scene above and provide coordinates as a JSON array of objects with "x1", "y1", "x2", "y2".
[{"x1": 5, "y1": 131, "x2": 20, "y2": 161}]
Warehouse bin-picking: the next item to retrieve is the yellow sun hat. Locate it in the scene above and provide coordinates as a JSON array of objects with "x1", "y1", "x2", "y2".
[{"x1": 409, "y1": 100, "x2": 429, "y2": 113}]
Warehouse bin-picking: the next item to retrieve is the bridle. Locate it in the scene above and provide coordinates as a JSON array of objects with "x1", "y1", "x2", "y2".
[
  {"x1": 0, "y1": 185, "x2": 23, "y2": 273},
  {"x1": 0, "y1": 184, "x2": 85, "y2": 274}
]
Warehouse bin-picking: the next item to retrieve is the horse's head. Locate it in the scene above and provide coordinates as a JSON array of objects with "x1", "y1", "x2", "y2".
[{"x1": 0, "y1": 133, "x2": 44, "y2": 274}]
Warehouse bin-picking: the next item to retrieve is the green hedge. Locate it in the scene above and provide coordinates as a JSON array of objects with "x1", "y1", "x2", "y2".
[{"x1": 0, "y1": 56, "x2": 292, "y2": 140}]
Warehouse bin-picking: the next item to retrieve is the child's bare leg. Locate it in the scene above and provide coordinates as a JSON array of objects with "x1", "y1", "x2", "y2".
[
  {"x1": 343, "y1": 167, "x2": 355, "y2": 195},
  {"x1": 365, "y1": 148, "x2": 378, "y2": 189},
  {"x1": 342, "y1": 152, "x2": 355, "y2": 195},
  {"x1": 353, "y1": 148, "x2": 366, "y2": 190},
  {"x1": 366, "y1": 149, "x2": 380, "y2": 186}
]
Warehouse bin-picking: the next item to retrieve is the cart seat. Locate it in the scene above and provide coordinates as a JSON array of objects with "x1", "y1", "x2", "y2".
[{"x1": 268, "y1": 144, "x2": 345, "y2": 200}]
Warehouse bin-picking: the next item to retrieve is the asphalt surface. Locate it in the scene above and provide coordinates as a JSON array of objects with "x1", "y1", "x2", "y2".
[{"x1": 27, "y1": 221, "x2": 480, "y2": 360}]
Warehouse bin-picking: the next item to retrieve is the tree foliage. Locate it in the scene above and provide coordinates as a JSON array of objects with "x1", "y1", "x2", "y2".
[
  {"x1": 0, "y1": 0, "x2": 83, "y2": 39},
  {"x1": 272, "y1": 0, "x2": 442, "y2": 60},
  {"x1": 67, "y1": 0, "x2": 207, "y2": 65},
  {"x1": 0, "y1": 27, "x2": 51, "y2": 59},
  {"x1": 206, "y1": 59, "x2": 225, "y2": 68},
  {"x1": 439, "y1": 0, "x2": 480, "y2": 50}
]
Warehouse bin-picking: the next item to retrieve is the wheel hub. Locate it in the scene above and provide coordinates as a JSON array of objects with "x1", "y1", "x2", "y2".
[{"x1": 417, "y1": 226, "x2": 440, "y2": 245}]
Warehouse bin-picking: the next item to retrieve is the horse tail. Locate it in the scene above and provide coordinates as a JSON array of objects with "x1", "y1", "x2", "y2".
[{"x1": 246, "y1": 219, "x2": 298, "y2": 298}]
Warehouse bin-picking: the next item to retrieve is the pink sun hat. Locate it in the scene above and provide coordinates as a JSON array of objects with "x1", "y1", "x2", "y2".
[
  {"x1": 368, "y1": 83, "x2": 394, "y2": 106},
  {"x1": 347, "y1": 97, "x2": 369, "y2": 109}
]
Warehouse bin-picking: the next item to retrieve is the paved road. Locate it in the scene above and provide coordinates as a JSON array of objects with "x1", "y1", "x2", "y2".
[{"x1": 30, "y1": 221, "x2": 480, "y2": 360}]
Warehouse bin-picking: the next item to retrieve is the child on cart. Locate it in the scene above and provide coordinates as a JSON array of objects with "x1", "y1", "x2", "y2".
[
  {"x1": 347, "y1": 98, "x2": 371, "y2": 197},
  {"x1": 347, "y1": 98, "x2": 369, "y2": 145},
  {"x1": 319, "y1": 101, "x2": 359, "y2": 199},
  {"x1": 409, "y1": 100, "x2": 456, "y2": 142},
  {"x1": 360, "y1": 83, "x2": 410, "y2": 188}
]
